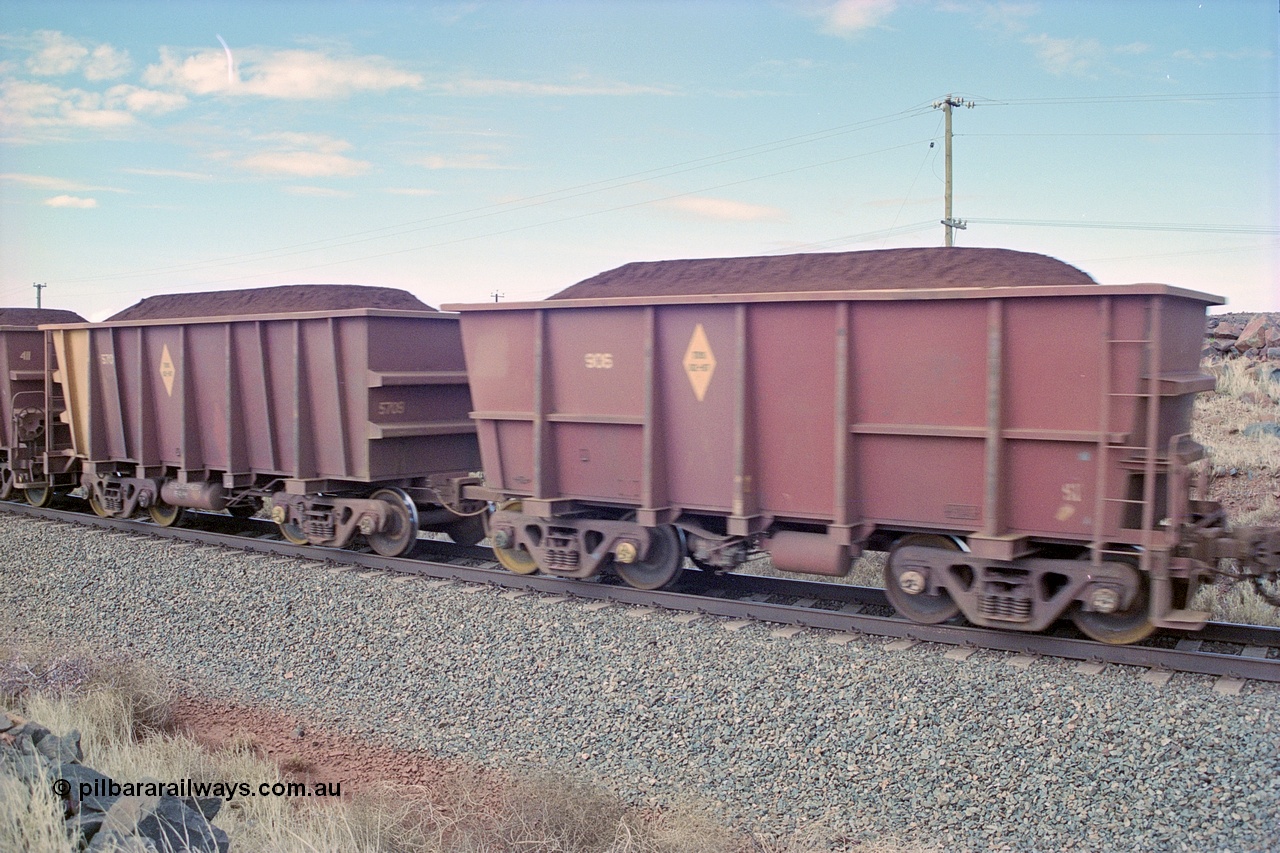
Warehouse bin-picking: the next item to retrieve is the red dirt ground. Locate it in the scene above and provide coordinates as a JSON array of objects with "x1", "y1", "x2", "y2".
[{"x1": 168, "y1": 693, "x2": 491, "y2": 798}]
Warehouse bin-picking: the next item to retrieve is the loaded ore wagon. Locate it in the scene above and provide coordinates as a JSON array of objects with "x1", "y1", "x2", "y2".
[
  {"x1": 0, "y1": 308, "x2": 85, "y2": 505},
  {"x1": 43, "y1": 285, "x2": 485, "y2": 555},
  {"x1": 449, "y1": 248, "x2": 1280, "y2": 644}
]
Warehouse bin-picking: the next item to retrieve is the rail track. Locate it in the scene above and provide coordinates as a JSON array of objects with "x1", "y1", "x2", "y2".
[{"x1": 4, "y1": 499, "x2": 1278, "y2": 688}]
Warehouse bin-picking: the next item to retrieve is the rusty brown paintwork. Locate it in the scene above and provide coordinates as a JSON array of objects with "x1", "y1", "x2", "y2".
[
  {"x1": 43, "y1": 308, "x2": 479, "y2": 488},
  {"x1": 447, "y1": 280, "x2": 1260, "y2": 636}
]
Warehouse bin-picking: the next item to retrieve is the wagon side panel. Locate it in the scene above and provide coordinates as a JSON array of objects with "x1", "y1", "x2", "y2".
[
  {"x1": 544, "y1": 307, "x2": 646, "y2": 502},
  {"x1": 849, "y1": 299, "x2": 988, "y2": 529},
  {"x1": 365, "y1": 314, "x2": 481, "y2": 481},
  {"x1": 655, "y1": 304, "x2": 738, "y2": 511},
  {"x1": 461, "y1": 311, "x2": 538, "y2": 494},
  {"x1": 745, "y1": 301, "x2": 837, "y2": 519},
  {"x1": 1002, "y1": 296, "x2": 1108, "y2": 538}
]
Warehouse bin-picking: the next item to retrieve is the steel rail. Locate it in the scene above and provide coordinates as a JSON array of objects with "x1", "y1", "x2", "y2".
[{"x1": 3, "y1": 501, "x2": 1277, "y2": 683}]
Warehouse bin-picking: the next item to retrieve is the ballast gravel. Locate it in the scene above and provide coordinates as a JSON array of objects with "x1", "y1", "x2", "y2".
[{"x1": 3, "y1": 514, "x2": 1278, "y2": 852}]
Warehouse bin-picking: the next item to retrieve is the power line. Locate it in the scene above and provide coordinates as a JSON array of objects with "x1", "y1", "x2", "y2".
[
  {"x1": 965, "y1": 91, "x2": 1278, "y2": 106},
  {"x1": 967, "y1": 218, "x2": 1279, "y2": 235}
]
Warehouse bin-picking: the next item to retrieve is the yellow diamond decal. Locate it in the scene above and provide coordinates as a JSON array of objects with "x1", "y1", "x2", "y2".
[
  {"x1": 682, "y1": 323, "x2": 716, "y2": 401},
  {"x1": 159, "y1": 344, "x2": 175, "y2": 397}
]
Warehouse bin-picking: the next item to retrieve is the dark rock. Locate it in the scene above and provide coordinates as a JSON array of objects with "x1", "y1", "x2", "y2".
[
  {"x1": 34, "y1": 728, "x2": 84, "y2": 764},
  {"x1": 1234, "y1": 316, "x2": 1269, "y2": 351},
  {"x1": 183, "y1": 796, "x2": 223, "y2": 821},
  {"x1": 1242, "y1": 423, "x2": 1280, "y2": 439},
  {"x1": 1, "y1": 714, "x2": 228, "y2": 853}
]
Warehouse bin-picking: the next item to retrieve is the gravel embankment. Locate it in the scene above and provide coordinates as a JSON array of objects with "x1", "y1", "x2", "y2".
[{"x1": 3, "y1": 514, "x2": 1278, "y2": 852}]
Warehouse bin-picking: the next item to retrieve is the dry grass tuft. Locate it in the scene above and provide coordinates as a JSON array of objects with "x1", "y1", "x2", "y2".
[{"x1": 1, "y1": 640, "x2": 173, "y2": 737}]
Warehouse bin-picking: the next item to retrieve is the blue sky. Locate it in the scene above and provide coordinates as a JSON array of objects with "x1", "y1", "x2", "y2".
[{"x1": 1, "y1": 1, "x2": 1276, "y2": 320}]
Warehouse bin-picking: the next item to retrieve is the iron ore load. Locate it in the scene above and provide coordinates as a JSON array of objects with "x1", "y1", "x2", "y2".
[
  {"x1": 41, "y1": 285, "x2": 486, "y2": 555},
  {"x1": 447, "y1": 247, "x2": 1280, "y2": 644}
]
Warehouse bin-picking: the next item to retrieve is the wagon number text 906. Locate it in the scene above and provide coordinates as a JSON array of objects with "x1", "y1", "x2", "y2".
[{"x1": 584, "y1": 353, "x2": 613, "y2": 369}]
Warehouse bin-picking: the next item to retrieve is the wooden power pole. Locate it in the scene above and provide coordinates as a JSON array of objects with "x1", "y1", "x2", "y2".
[{"x1": 933, "y1": 95, "x2": 974, "y2": 247}]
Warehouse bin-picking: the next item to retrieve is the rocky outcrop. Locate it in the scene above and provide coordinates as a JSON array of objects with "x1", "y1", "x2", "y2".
[
  {"x1": 1205, "y1": 312, "x2": 1280, "y2": 361},
  {"x1": 1, "y1": 711, "x2": 229, "y2": 853}
]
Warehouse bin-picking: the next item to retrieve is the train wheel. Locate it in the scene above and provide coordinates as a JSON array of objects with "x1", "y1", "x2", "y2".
[
  {"x1": 367, "y1": 488, "x2": 420, "y2": 558},
  {"x1": 492, "y1": 500, "x2": 539, "y2": 574},
  {"x1": 25, "y1": 484, "x2": 54, "y2": 508},
  {"x1": 617, "y1": 525, "x2": 684, "y2": 591},
  {"x1": 1070, "y1": 560, "x2": 1155, "y2": 645},
  {"x1": 884, "y1": 534, "x2": 962, "y2": 624},
  {"x1": 149, "y1": 501, "x2": 186, "y2": 528},
  {"x1": 88, "y1": 493, "x2": 112, "y2": 517},
  {"x1": 277, "y1": 521, "x2": 310, "y2": 546}
]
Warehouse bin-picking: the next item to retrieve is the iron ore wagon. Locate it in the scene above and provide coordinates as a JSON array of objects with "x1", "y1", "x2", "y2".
[
  {"x1": 448, "y1": 248, "x2": 1280, "y2": 644},
  {"x1": 0, "y1": 308, "x2": 85, "y2": 505},
  {"x1": 43, "y1": 285, "x2": 485, "y2": 555}
]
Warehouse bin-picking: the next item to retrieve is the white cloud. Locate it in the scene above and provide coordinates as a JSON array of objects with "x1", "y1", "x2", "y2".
[
  {"x1": 284, "y1": 186, "x2": 354, "y2": 197},
  {"x1": 0, "y1": 80, "x2": 134, "y2": 128},
  {"x1": 239, "y1": 134, "x2": 369, "y2": 177},
  {"x1": 1173, "y1": 47, "x2": 1273, "y2": 63},
  {"x1": 141, "y1": 47, "x2": 228, "y2": 95},
  {"x1": 104, "y1": 84, "x2": 187, "y2": 114},
  {"x1": 85, "y1": 44, "x2": 134, "y2": 80},
  {"x1": 660, "y1": 196, "x2": 786, "y2": 222},
  {"x1": 431, "y1": 77, "x2": 675, "y2": 96},
  {"x1": 44, "y1": 195, "x2": 97, "y2": 208},
  {"x1": 26, "y1": 31, "x2": 88, "y2": 75},
  {"x1": 24, "y1": 31, "x2": 131, "y2": 79},
  {"x1": 385, "y1": 187, "x2": 441, "y2": 196},
  {"x1": 938, "y1": 1, "x2": 1038, "y2": 35},
  {"x1": 415, "y1": 153, "x2": 514, "y2": 170},
  {"x1": 1024, "y1": 34, "x2": 1107, "y2": 76},
  {"x1": 1023, "y1": 34, "x2": 1156, "y2": 77},
  {"x1": 143, "y1": 47, "x2": 422, "y2": 99},
  {"x1": 1, "y1": 173, "x2": 123, "y2": 192},
  {"x1": 241, "y1": 150, "x2": 370, "y2": 177},
  {"x1": 122, "y1": 168, "x2": 214, "y2": 181},
  {"x1": 814, "y1": 0, "x2": 900, "y2": 35}
]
